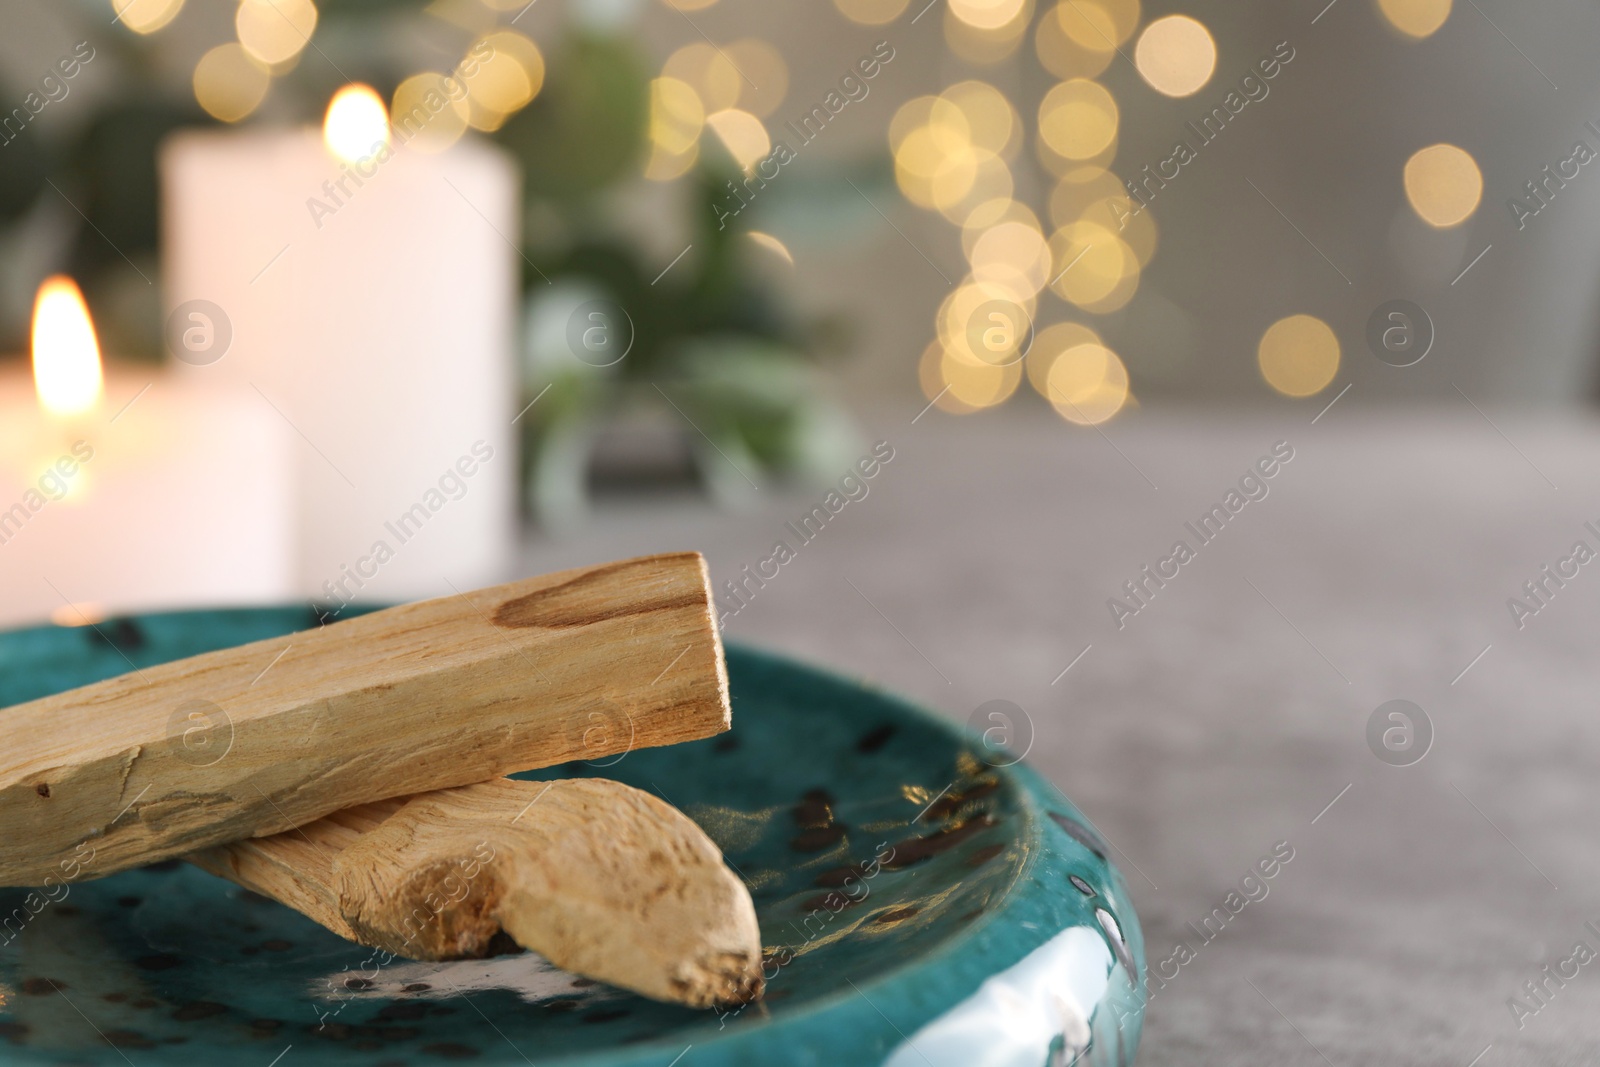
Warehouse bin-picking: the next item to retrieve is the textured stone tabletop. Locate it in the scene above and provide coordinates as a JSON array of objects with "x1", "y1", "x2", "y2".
[{"x1": 518, "y1": 407, "x2": 1600, "y2": 1065}]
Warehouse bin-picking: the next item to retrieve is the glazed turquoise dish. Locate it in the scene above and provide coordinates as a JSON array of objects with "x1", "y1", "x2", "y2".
[{"x1": 0, "y1": 607, "x2": 1145, "y2": 1066}]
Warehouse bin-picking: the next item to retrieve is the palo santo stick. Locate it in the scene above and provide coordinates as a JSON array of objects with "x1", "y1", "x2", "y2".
[
  {"x1": 1, "y1": 552, "x2": 729, "y2": 886},
  {"x1": 188, "y1": 778, "x2": 764, "y2": 1008}
]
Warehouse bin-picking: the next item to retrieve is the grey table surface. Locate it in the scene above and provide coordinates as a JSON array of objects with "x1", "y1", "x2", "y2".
[{"x1": 516, "y1": 406, "x2": 1600, "y2": 1066}]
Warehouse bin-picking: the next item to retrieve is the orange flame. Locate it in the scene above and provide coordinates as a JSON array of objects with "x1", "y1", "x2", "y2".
[{"x1": 31, "y1": 276, "x2": 103, "y2": 417}]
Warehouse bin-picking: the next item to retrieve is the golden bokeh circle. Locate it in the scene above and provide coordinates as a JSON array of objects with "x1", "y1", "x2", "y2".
[
  {"x1": 941, "y1": 81, "x2": 1018, "y2": 159},
  {"x1": 949, "y1": 0, "x2": 1030, "y2": 32},
  {"x1": 938, "y1": 279, "x2": 1038, "y2": 361},
  {"x1": 1038, "y1": 79, "x2": 1118, "y2": 161},
  {"x1": 1026, "y1": 320, "x2": 1102, "y2": 396},
  {"x1": 935, "y1": 151, "x2": 1013, "y2": 224},
  {"x1": 1035, "y1": 2, "x2": 1114, "y2": 78},
  {"x1": 834, "y1": 0, "x2": 911, "y2": 24},
  {"x1": 236, "y1": 0, "x2": 318, "y2": 67},
  {"x1": 649, "y1": 77, "x2": 705, "y2": 156},
  {"x1": 1377, "y1": 0, "x2": 1452, "y2": 38},
  {"x1": 944, "y1": 4, "x2": 1033, "y2": 65},
  {"x1": 1059, "y1": 0, "x2": 1140, "y2": 48},
  {"x1": 1134, "y1": 15, "x2": 1217, "y2": 97},
  {"x1": 961, "y1": 198, "x2": 1041, "y2": 255},
  {"x1": 889, "y1": 95, "x2": 941, "y2": 153},
  {"x1": 193, "y1": 44, "x2": 271, "y2": 123},
  {"x1": 969, "y1": 220, "x2": 1052, "y2": 299},
  {"x1": 1404, "y1": 143, "x2": 1482, "y2": 227},
  {"x1": 727, "y1": 40, "x2": 789, "y2": 119},
  {"x1": 114, "y1": 0, "x2": 184, "y2": 35},
  {"x1": 706, "y1": 109, "x2": 771, "y2": 169},
  {"x1": 919, "y1": 339, "x2": 1023, "y2": 413},
  {"x1": 1258, "y1": 314, "x2": 1340, "y2": 397},
  {"x1": 664, "y1": 43, "x2": 742, "y2": 114},
  {"x1": 391, "y1": 73, "x2": 470, "y2": 154},
  {"x1": 1048, "y1": 220, "x2": 1139, "y2": 310},
  {"x1": 927, "y1": 149, "x2": 980, "y2": 208},
  {"x1": 1077, "y1": 194, "x2": 1158, "y2": 266},
  {"x1": 1036, "y1": 131, "x2": 1117, "y2": 177},
  {"x1": 462, "y1": 30, "x2": 545, "y2": 122},
  {"x1": 1049, "y1": 166, "x2": 1124, "y2": 225},
  {"x1": 1046, "y1": 342, "x2": 1129, "y2": 424}
]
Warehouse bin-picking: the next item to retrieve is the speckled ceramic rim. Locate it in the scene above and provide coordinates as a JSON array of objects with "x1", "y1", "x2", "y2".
[{"x1": 659, "y1": 643, "x2": 1150, "y2": 1067}]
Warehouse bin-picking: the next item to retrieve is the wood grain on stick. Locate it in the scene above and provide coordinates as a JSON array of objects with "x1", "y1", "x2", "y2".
[
  {"x1": 0, "y1": 552, "x2": 729, "y2": 886},
  {"x1": 188, "y1": 778, "x2": 764, "y2": 1008}
]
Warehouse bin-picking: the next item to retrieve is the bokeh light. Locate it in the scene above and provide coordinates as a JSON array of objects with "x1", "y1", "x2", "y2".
[
  {"x1": 1035, "y1": 1, "x2": 1114, "y2": 78},
  {"x1": 941, "y1": 81, "x2": 1020, "y2": 160},
  {"x1": 919, "y1": 339, "x2": 1024, "y2": 413},
  {"x1": 648, "y1": 77, "x2": 705, "y2": 154},
  {"x1": 664, "y1": 43, "x2": 742, "y2": 113},
  {"x1": 193, "y1": 43, "x2": 271, "y2": 123},
  {"x1": 893, "y1": 95, "x2": 1004, "y2": 212},
  {"x1": 236, "y1": 0, "x2": 318, "y2": 67},
  {"x1": 961, "y1": 199, "x2": 1041, "y2": 255},
  {"x1": 1026, "y1": 321, "x2": 1101, "y2": 397},
  {"x1": 1049, "y1": 166, "x2": 1125, "y2": 224},
  {"x1": 949, "y1": 0, "x2": 1029, "y2": 31},
  {"x1": 324, "y1": 84, "x2": 389, "y2": 164},
  {"x1": 113, "y1": 0, "x2": 184, "y2": 35},
  {"x1": 937, "y1": 279, "x2": 1038, "y2": 365},
  {"x1": 1046, "y1": 341, "x2": 1129, "y2": 424},
  {"x1": 969, "y1": 220, "x2": 1053, "y2": 299},
  {"x1": 461, "y1": 31, "x2": 545, "y2": 129},
  {"x1": 889, "y1": 95, "x2": 947, "y2": 155},
  {"x1": 1258, "y1": 314, "x2": 1340, "y2": 397},
  {"x1": 1038, "y1": 79, "x2": 1118, "y2": 161},
  {"x1": 748, "y1": 231, "x2": 795, "y2": 266},
  {"x1": 833, "y1": 0, "x2": 910, "y2": 24},
  {"x1": 706, "y1": 108, "x2": 771, "y2": 169},
  {"x1": 936, "y1": 152, "x2": 1013, "y2": 224},
  {"x1": 1078, "y1": 194, "x2": 1157, "y2": 265},
  {"x1": 1377, "y1": 0, "x2": 1451, "y2": 38},
  {"x1": 1049, "y1": 220, "x2": 1140, "y2": 312},
  {"x1": 391, "y1": 73, "x2": 470, "y2": 154},
  {"x1": 1134, "y1": 15, "x2": 1216, "y2": 97},
  {"x1": 944, "y1": 1, "x2": 1033, "y2": 64},
  {"x1": 1063, "y1": 0, "x2": 1140, "y2": 46},
  {"x1": 727, "y1": 40, "x2": 789, "y2": 118},
  {"x1": 645, "y1": 76, "x2": 704, "y2": 180},
  {"x1": 1404, "y1": 143, "x2": 1482, "y2": 227}
]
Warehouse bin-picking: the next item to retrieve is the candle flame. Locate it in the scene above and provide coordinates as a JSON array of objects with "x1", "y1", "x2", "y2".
[
  {"x1": 324, "y1": 84, "x2": 390, "y2": 165},
  {"x1": 31, "y1": 276, "x2": 104, "y2": 417}
]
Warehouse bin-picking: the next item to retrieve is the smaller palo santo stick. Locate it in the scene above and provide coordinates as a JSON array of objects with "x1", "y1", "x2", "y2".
[
  {"x1": 188, "y1": 778, "x2": 763, "y2": 1008},
  {"x1": 1, "y1": 552, "x2": 728, "y2": 886}
]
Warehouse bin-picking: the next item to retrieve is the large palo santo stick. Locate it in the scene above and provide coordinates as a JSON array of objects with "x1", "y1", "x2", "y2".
[
  {"x1": 188, "y1": 778, "x2": 763, "y2": 1007},
  {"x1": 1, "y1": 552, "x2": 729, "y2": 886}
]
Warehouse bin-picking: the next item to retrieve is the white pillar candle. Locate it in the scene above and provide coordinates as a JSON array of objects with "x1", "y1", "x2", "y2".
[
  {"x1": 0, "y1": 278, "x2": 294, "y2": 629},
  {"x1": 160, "y1": 87, "x2": 520, "y2": 611}
]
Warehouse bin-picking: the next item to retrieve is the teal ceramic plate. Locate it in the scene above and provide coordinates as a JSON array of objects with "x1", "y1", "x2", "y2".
[{"x1": 0, "y1": 607, "x2": 1145, "y2": 1066}]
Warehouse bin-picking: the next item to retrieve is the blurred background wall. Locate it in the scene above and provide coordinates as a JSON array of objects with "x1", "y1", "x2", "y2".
[{"x1": 4, "y1": 0, "x2": 1599, "y2": 415}]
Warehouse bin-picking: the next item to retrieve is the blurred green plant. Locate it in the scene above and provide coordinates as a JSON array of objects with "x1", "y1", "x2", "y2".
[
  {"x1": 491, "y1": 33, "x2": 861, "y2": 523},
  {"x1": 0, "y1": 2, "x2": 863, "y2": 524}
]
